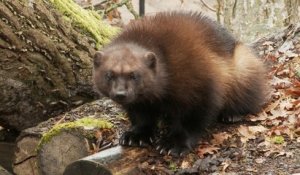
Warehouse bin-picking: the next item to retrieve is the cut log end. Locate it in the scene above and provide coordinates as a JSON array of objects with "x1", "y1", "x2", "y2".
[{"x1": 38, "y1": 130, "x2": 90, "y2": 175}]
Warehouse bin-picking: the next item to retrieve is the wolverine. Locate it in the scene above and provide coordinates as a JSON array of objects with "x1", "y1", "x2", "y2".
[{"x1": 93, "y1": 11, "x2": 266, "y2": 156}]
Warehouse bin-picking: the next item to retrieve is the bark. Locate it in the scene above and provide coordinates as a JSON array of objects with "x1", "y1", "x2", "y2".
[
  {"x1": 0, "y1": 142, "x2": 15, "y2": 173},
  {"x1": 0, "y1": 165, "x2": 12, "y2": 175},
  {"x1": 284, "y1": 0, "x2": 300, "y2": 25},
  {"x1": 13, "y1": 136, "x2": 40, "y2": 175},
  {"x1": 0, "y1": 0, "x2": 116, "y2": 130},
  {"x1": 215, "y1": 0, "x2": 300, "y2": 42}
]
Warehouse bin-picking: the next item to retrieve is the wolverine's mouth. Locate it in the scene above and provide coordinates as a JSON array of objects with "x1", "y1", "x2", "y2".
[
  {"x1": 111, "y1": 96, "x2": 133, "y2": 105},
  {"x1": 112, "y1": 98, "x2": 127, "y2": 104}
]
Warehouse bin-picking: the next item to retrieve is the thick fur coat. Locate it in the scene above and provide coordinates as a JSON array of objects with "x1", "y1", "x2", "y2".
[{"x1": 93, "y1": 12, "x2": 266, "y2": 156}]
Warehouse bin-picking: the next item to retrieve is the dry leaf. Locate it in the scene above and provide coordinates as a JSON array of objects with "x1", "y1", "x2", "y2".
[
  {"x1": 95, "y1": 130, "x2": 102, "y2": 140},
  {"x1": 180, "y1": 160, "x2": 190, "y2": 169},
  {"x1": 255, "y1": 157, "x2": 266, "y2": 164},
  {"x1": 249, "y1": 112, "x2": 268, "y2": 122},
  {"x1": 237, "y1": 125, "x2": 256, "y2": 143},
  {"x1": 211, "y1": 132, "x2": 231, "y2": 145},
  {"x1": 197, "y1": 144, "x2": 220, "y2": 158},
  {"x1": 221, "y1": 159, "x2": 231, "y2": 173},
  {"x1": 268, "y1": 125, "x2": 291, "y2": 136},
  {"x1": 248, "y1": 125, "x2": 268, "y2": 133}
]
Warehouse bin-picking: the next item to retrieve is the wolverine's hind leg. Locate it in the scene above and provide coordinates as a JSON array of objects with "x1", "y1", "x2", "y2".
[
  {"x1": 218, "y1": 79, "x2": 265, "y2": 123},
  {"x1": 219, "y1": 44, "x2": 266, "y2": 123}
]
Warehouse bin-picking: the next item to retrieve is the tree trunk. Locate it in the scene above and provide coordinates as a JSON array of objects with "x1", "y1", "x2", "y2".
[
  {"x1": 284, "y1": 0, "x2": 300, "y2": 25},
  {"x1": 215, "y1": 0, "x2": 300, "y2": 42},
  {"x1": 0, "y1": 0, "x2": 116, "y2": 130},
  {"x1": 13, "y1": 98, "x2": 126, "y2": 175}
]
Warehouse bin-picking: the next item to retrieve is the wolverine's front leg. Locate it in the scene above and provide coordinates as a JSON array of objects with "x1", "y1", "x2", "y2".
[
  {"x1": 156, "y1": 107, "x2": 216, "y2": 156},
  {"x1": 156, "y1": 110, "x2": 197, "y2": 156},
  {"x1": 120, "y1": 108, "x2": 157, "y2": 147}
]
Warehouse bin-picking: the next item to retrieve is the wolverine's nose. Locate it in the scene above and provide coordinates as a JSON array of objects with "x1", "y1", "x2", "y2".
[{"x1": 114, "y1": 91, "x2": 127, "y2": 101}]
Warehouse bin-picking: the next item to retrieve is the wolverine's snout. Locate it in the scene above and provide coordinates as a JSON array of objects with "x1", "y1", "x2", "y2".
[
  {"x1": 111, "y1": 79, "x2": 129, "y2": 103},
  {"x1": 113, "y1": 90, "x2": 127, "y2": 101}
]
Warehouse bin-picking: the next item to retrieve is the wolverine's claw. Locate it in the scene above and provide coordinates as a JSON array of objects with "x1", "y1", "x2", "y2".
[
  {"x1": 149, "y1": 137, "x2": 153, "y2": 143},
  {"x1": 128, "y1": 140, "x2": 132, "y2": 146},
  {"x1": 159, "y1": 149, "x2": 164, "y2": 155},
  {"x1": 167, "y1": 150, "x2": 172, "y2": 156},
  {"x1": 156, "y1": 145, "x2": 161, "y2": 150},
  {"x1": 139, "y1": 140, "x2": 143, "y2": 146}
]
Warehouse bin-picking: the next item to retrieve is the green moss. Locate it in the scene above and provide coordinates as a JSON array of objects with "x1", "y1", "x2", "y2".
[
  {"x1": 271, "y1": 135, "x2": 285, "y2": 144},
  {"x1": 168, "y1": 162, "x2": 178, "y2": 172},
  {"x1": 38, "y1": 117, "x2": 113, "y2": 150},
  {"x1": 49, "y1": 0, "x2": 119, "y2": 48}
]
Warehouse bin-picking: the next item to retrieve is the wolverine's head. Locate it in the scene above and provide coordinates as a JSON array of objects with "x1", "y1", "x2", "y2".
[{"x1": 93, "y1": 44, "x2": 163, "y2": 105}]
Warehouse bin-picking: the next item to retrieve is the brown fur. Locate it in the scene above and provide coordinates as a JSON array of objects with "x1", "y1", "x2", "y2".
[{"x1": 93, "y1": 11, "x2": 266, "y2": 156}]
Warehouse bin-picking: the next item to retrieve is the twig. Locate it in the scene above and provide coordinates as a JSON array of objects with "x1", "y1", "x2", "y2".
[
  {"x1": 216, "y1": 0, "x2": 222, "y2": 23},
  {"x1": 103, "y1": 0, "x2": 139, "y2": 19},
  {"x1": 232, "y1": 0, "x2": 237, "y2": 18},
  {"x1": 105, "y1": 0, "x2": 128, "y2": 14},
  {"x1": 125, "y1": 0, "x2": 139, "y2": 19},
  {"x1": 200, "y1": 0, "x2": 216, "y2": 12}
]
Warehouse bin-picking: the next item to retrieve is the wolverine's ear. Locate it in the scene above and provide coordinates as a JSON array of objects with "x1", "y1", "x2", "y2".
[
  {"x1": 93, "y1": 51, "x2": 103, "y2": 68},
  {"x1": 144, "y1": 52, "x2": 156, "y2": 69}
]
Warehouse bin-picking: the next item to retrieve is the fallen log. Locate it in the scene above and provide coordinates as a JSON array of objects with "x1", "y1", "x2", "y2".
[
  {"x1": 0, "y1": 165, "x2": 13, "y2": 175},
  {"x1": 0, "y1": 0, "x2": 118, "y2": 130},
  {"x1": 0, "y1": 142, "x2": 15, "y2": 174},
  {"x1": 13, "y1": 98, "x2": 128, "y2": 175},
  {"x1": 13, "y1": 135, "x2": 40, "y2": 175}
]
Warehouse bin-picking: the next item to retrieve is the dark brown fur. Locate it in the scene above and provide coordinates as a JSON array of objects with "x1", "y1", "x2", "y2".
[{"x1": 93, "y1": 12, "x2": 266, "y2": 156}]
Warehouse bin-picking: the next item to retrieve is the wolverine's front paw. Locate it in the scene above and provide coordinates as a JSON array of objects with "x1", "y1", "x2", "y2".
[
  {"x1": 156, "y1": 134, "x2": 195, "y2": 157},
  {"x1": 119, "y1": 130, "x2": 153, "y2": 147}
]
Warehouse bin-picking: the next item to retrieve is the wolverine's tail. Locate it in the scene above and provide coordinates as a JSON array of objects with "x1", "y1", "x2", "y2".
[{"x1": 223, "y1": 44, "x2": 268, "y2": 116}]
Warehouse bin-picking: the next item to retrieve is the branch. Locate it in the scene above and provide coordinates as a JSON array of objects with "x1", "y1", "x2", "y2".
[
  {"x1": 125, "y1": 0, "x2": 139, "y2": 19},
  {"x1": 200, "y1": 0, "x2": 216, "y2": 12},
  {"x1": 104, "y1": 0, "x2": 130, "y2": 14}
]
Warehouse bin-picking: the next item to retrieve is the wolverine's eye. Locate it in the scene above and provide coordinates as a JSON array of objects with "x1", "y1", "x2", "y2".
[
  {"x1": 105, "y1": 71, "x2": 114, "y2": 81},
  {"x1": 129, "y1": 72, "x2": 138, "y2": 80}
]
